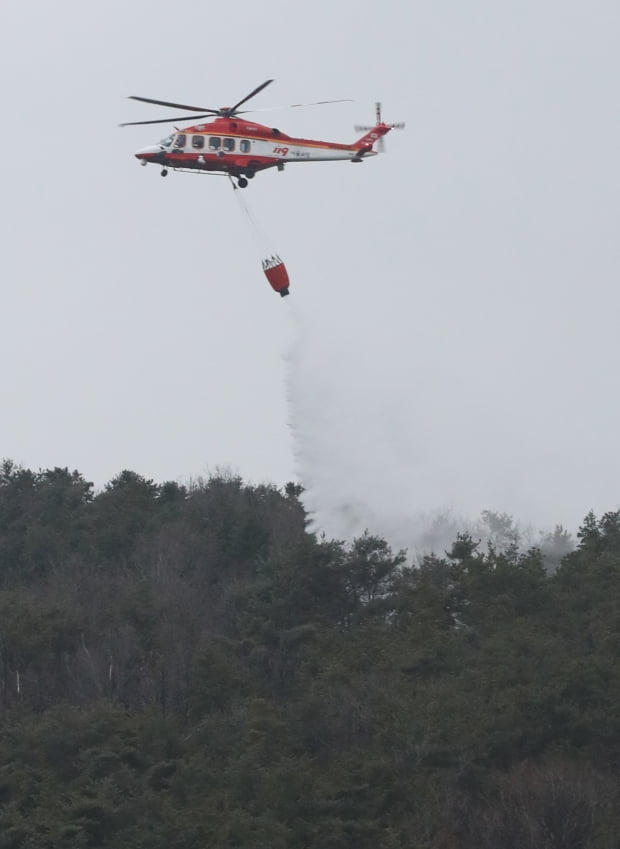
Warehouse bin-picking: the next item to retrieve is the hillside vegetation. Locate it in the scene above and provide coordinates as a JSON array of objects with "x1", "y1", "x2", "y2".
[{"x1": 0, "y1": 460, "x2": 618, "y2": 848}]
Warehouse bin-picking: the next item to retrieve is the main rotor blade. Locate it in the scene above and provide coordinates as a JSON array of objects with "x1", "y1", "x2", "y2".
[
  {"x1": 119, "y1": 114, "x2": 214, "y2": 127},
  {"x1": 246, "y1": 98, "x2": 354, "y2": 114},
  {"x1": 128, "y1": 95, "x2": 219, "y2": 113},
  {"x1": 290, "y1": 98, "x2": 353, "y2": 108},
  {"x1": 229, "y1": 79, "x2": 274, "y2": 113}
]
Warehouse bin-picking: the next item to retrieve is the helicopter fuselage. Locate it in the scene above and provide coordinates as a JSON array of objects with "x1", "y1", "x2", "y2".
[{"x1": 134, "y1": 116, "x2": 389, "y2": 182}]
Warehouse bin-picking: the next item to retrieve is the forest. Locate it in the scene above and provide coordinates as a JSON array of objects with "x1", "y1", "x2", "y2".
[{"x1": 0, "y1": 459, "x2": 618, "y2": 848}]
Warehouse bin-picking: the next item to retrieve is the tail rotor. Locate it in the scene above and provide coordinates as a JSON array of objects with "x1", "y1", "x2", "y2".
[{"x1": 354, "y1": 102, "x2": 405, "y2": 152}]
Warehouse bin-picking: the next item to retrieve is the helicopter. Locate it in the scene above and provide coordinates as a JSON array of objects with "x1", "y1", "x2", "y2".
[{"x1": 120, "y1": 80, "x2": 404, "y2": 187}]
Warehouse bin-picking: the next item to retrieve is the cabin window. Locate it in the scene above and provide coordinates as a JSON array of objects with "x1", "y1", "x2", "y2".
[
  {"x1": 159, "y1": 135, "x2": 174, "y2": 149},
  {"x1": 240, "y1": 139, "x2": 251, "y2": 153},
  {"x1": 208, "y1": 137, "x2": 221, "y2": 150},
  {"x1": 173, "y1": 134, "x2": 186, "y2": 149},
  {"x1": 223, "y1": 137, "x2": 235, "y2": 152},
  {"x1": 192, "y1": 135, "x2": 205, "y2": 149}
]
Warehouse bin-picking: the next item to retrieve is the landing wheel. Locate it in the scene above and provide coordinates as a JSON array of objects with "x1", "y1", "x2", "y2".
[
  {"x1": 160, "y1": 168, "x2": 168, "y2": 177},
  {"x1": 245, "y1": 169, "x2": 256, "y2": 179},
  {"x1": 237, "y1": 177, "x2": 248, "y2": 188}
]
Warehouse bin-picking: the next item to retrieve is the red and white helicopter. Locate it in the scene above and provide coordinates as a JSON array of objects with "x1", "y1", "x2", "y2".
[{"x1": 121, "y1": 80, "x2": 404, "y2": 188}]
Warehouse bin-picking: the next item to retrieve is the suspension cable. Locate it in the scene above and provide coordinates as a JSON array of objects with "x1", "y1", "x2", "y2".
[{"x1": 228, "y1": 176, "x2": 275, "y2": 254}]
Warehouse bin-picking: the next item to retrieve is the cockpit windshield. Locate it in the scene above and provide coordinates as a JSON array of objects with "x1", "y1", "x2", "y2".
[{"x1": 159, "y1": 135, "x2": 174, "y2": 149}]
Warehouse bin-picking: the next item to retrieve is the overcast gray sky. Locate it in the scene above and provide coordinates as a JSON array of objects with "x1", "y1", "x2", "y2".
[{"x1": 1, "y1": 0, "x2": 619, "y2": 546}]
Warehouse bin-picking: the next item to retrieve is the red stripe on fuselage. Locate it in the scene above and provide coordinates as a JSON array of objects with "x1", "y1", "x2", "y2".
[{"x1": 181, "y1": 119, "x2": 357, "y2": 152}]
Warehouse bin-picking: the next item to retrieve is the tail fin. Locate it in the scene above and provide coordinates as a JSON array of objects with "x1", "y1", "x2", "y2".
[
  {"x1": 353, "y1": 123, "x2": 392, "y2": 150},
  {"x1": 353, "y1": 102, "x2": 405, "y2": 152}
]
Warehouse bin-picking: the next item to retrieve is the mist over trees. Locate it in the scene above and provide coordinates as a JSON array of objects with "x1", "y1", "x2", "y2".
[{"x1": 0, "y1": 458, "x2": 618, "y2": 848}]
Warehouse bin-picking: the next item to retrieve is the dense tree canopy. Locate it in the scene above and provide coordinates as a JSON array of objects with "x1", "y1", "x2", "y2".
[{"x1": 0, "y1": 460, "x2": 618, "y2": 848}]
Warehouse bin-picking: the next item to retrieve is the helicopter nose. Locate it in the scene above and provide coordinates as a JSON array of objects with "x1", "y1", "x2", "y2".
[{"x1": 134, "y1": 144, "x2": 162, "y2": 160}]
